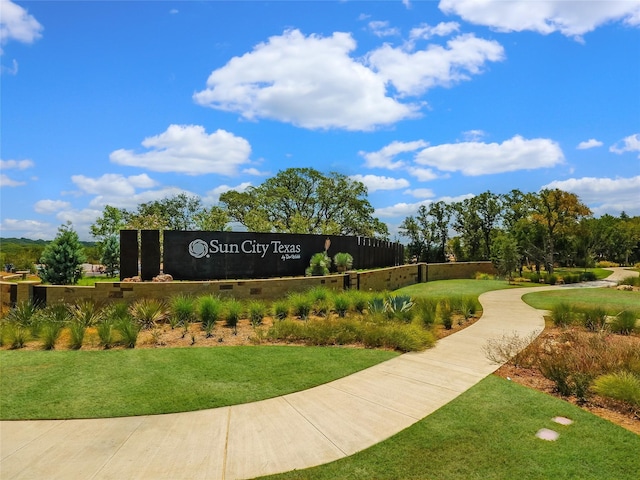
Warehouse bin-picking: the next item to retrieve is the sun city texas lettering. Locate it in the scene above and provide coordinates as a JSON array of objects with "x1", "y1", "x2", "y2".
[{"x1": 188, "y1": 239, "x2": 302, "y2": 261}]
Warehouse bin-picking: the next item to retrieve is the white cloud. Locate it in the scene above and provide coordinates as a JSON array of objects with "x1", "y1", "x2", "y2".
[
  {"x1": 409, "y1": 22, "x2": 460, "y2": 41},
  {"x1": 406, "y1": 166, "x2": 440, "y2": 182},
  {"x1": 375, "y1": 200, "x2": 431, "y2": 218},
  {"x1": 404, "y1": 188, "x2": 435, "y2": 199},
  {"x1": 87, "y1": 186, "x2": 194, "y2": 211},
  {"x1": 0, "y1": 218, "x2": 54, "y2": 240},
  {"x1": 110, "y1": 124, "x2": 252, "y2": 175},
  {"x1": 462, "y1": 129, "x2": 486, "y2": 142},
  {"x1": 0, "y1": 174, "x2": 24, "y2": 187},
  {"x1": 34, "y1": 199, "x2": 71, "y2": 214},
  {"x1": 350, "y1": 174, "x2": 410, "y2": 192},
  {"x1": 415, "y1": 135, "x2": 564, "y2": 176},
  {"x1": 543, "y1": 176, "x2": 640, "y2": 216},
  {"x1": 194, "y1": 29, "x2": 417, "y2": 131},
  {"x1": 368, "y1": 20, "x2": 400, "y2": 37},
  {"x1": 609, "y1": 133, "x2": 640, "y2": 157},
  {"x1": 1, "y1": 158, "x2": 34, "y2": 169},
  {"x1": 71, "y1": 173, "x2": 158, "y2": 196},
  {"x1": 367, "y1": 33, "x2": 504, "y2": 97},
  {"x1": 202, "y1": 182, "x2": 252, "y2": 204},
  {"x1": 0, "y1": 0, "x2": 43, "y2": 53},
  {"x1": 577, "y1": 138, "x2": 603, "y2": 150},
  {"x1": 359, "y1": 140, "x2": 428, "y2": 170},
  {"x1": 439, "y1": 0, "x2": 640, "y2": 38}
]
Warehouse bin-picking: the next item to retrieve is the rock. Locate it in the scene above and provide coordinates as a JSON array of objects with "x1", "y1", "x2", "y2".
[
  {"x1": 152, "y1": 274, "x2": 173, "y2": 282},
  {"x1": 122, "y1": 276, "x2": 142, "y2": 282},
  {"x1": 617, "y1": 285, "x2": 633, "y2": 291}
]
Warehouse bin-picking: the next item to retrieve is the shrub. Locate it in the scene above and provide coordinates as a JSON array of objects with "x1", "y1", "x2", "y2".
[
  {"x1": 610, "y1": 311, "x2": 637, "y2": 335},
  {"x1": 483, "y1": 330, "x2": 540, "y2": 368},
  {"x1": 618, "y1": 276, "x2": 640, "y2": 287},
  {"x1": 96, "y1": 319, "x2": 115, "y2": 349},
  {"x1": 248, "y1": 300, "x2": 267, "y2": 327},
  {"x1": 347, "y1": 290, "x2": 368, "y2": 314},
  {"x1": 38, "y1": 223, "x2": 86, "y2": 285},
  {"x1": 580, "y1": 271, "x2": 597, "y2": 282},
  {"x1": 596, "y1": 260, "x2": 619, "y2": 268},
  {"x1": 7, "y1": 324, "x2": 29, "y2": 349},
  {"x1": 528, "y1": 272, "x2": 541, "y2": 284},
  {"x1": 224, "y1": 299, "x2": 243, "y2": 333},
  {"x1": 170, "y1": 294, "x2": 196, "y2": 328},
  {"x1": 289, "y1": 292, "x2": 312, "y2": 320},
  {"x1": 198, "y1": 295, "x2": 222, "y2": 337},
  {"x1": 7, "y1": 300, "x2": 39, "y2": 328},
  {"x1": 438, "y1": 300, "x2": 453, "y2": 330},
  {"x1": 272, "y1": 299, "x2": 289, "y2": 321},
  {"x1": 580, "y1": 307, "x2": 608, "y2": 332},
  {"x1": 592, "y1": 371, "x2": 640, "y2": 407},
  {"x1": 40, "y1": 321, "x2": 63, "y2": 350},
  {"x1": 306, "y1": 252, "x2": 331, "y2": 276},
  {"x1": 333, "y1": 252, "x2": 353, "y2": 272},
  {"x1": 333, "y1": 293, "x2": 351, "y2": 317},
  {"x1": 68, "y1": 300, "x2": 102, "y2": 327},
  {"x1": 550, "y1": 303, "x2": 574, "y2": 327},
  {"x1": 129, "y1": 298, "x2": 168, "y2": 329},
  {"x1": 117, "y1": 317, "x2": 140, "y2": 348},
  {"x1": 544, "y1": 273, "x2": 558, "y2": 285},
  {"x1": 413, "y1": 298, "x2": 437, "y2": 328},
  {"x1": 68, "y1": 320, "x2": 86, "y2": 350}
]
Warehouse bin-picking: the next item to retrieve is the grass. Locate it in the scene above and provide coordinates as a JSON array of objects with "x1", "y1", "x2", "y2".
[
  {"x1": 523, "y1": 288, "x2": 640, "y2": 315},
  {"x1": 0, "y1": 346, "x2": 397, "y2": 419},
  {"x1": 553, "y1": 267, "x2": 613, "y2": 281},
  {"x1": 396, "y1": 279, "x2": 518, "y2": 300},
  {"x1": 260, "y1": 376, "x2": 640, "y2": 480}
]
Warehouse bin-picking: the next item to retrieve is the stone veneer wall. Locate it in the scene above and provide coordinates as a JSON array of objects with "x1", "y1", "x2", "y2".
[{"x1": 1, "y1": 262, "x2": 496, "y2": 308}]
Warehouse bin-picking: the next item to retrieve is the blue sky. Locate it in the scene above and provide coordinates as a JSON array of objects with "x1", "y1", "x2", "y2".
[{"x1": 1, "y1": 0, "x2": 639, "y2": 241}]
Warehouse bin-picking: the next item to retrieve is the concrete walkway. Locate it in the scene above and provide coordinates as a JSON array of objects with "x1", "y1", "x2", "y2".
[{"x1": 1, "y1": 268, "x2": 636, "y2": 480}]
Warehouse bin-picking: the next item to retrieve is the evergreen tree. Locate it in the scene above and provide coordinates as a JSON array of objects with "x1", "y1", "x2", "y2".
[
  {"x1": 100, "y1": 235, "x2": 120, "y2": 277},
  {"x1": 39, "y1": 223, "x2": 86, "y2": 285}
]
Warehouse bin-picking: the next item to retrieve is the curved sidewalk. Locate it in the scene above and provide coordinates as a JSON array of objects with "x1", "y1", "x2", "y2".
[{"x1": 1, "y1": 269, "x2": 635, "y2": 480}]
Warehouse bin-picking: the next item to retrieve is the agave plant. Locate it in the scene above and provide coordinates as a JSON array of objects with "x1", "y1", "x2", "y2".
[{"x1": 333, "y1": 252, "x2": 353, "y2": 272}]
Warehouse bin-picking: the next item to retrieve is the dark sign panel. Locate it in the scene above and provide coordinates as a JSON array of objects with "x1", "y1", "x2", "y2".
[{"x1": 161, "y1": 231, "x2": 403, "y2": 280}]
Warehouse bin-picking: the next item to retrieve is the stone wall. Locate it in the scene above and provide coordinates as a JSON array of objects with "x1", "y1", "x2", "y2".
[{"x1": 1, "y1": 262, "x2": 496, "y2": 308}]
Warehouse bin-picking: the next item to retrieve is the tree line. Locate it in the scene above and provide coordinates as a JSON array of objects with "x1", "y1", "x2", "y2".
[{"x1": 400, "y1": 189, "x2": 640, "y2": 273}]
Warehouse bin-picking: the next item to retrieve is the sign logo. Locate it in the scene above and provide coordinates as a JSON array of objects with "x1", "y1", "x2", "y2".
[
  {"x1": 187, "y1": 238, "x2": 302, "y2": 261},
  {"x1": 188, "y1": 239, "x2": 210, "y2": 259}
]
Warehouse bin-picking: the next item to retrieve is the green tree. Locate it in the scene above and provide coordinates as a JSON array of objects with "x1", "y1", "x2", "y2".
[
  {"x1": 90, "y1": 205, "x2": 128, "y2": 243},
  {"x1": 39, "y1": 223, "x2": 86, "y2": 285},
  {"x1": 451, "y1": 197, "x2": 483, "y2": 260},
  {"x1": 194, "y1": 206, "x2": 230, "y2": 231},
  {"x1": 530, "y1": 189, "x2": 591, "y2": 273},
  {"x1": 400, "y1": 201, "x2": 451, "y2": 263},
  {"x1": 491, "y1": 233, "x2": 520, "y2": 283},
  {"x1": 219, "y1": 168, "x2": 389, "y2": 238},
  {"x1": 128, "y1": 194, "x2": 203, "y2": 231},
  {"x1": 100, "y1": 235, "x2": 120, "y2": 277}
]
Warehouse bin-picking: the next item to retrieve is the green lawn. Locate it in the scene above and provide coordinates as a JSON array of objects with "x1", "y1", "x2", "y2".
[
  {"x1": 523, "y1": 288, "x2": 640, "y2": 315},
  {"x1": 396, "y1": 279, "x2": 518, "y2": 299},
  {"x1": 553, "y1": 267, "x2": 613, "y2": 280},
  {"x1": 260, "y1": 375, "x2": 640, "y2": 480},
  {"x1": 0, "y1": 346, "x2": 397, "y2": 419},
  {"x1": 76, "y1": 276, "x2": 119, "y2": 286}
]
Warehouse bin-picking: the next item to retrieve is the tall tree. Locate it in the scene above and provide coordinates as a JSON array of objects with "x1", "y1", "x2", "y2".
[
  {"x1": 451, "y1": 197, "x2": 483, "y2": 260},
  {"x1": 100, "y1": 235, "x2": 120, "y2": 277},
  {"x1": 530, "y1": 189, "x2": 591, "y2": 273},
  {"x1": 194, "y1": 206, "x2": 230, "y2": 231},
  {"x1": 90, "y1": 205, "x2": 128, "y2": 244},
  {"x1": 474, "y1": 191, "x2": 503, "y2": 259},
  {"x1": 39, "y1": 223, "x2": 86, "y2": 285},
  {"x1": 219, "y1": 168, "x2": 389, "y2": 238}
]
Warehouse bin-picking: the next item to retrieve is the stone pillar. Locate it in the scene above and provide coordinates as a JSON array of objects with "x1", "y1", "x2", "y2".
[
  {"x1": 120, "y1": 230, "x2": 139, "y2": 280},
  {"x1": 141, "y1": 230, "x2": 161, "y2": 281}
]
